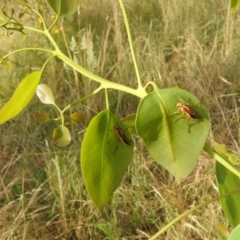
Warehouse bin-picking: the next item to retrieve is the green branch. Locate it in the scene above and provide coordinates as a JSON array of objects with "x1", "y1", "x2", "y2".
[
  {"x1": 204, "y1": 144, "x2": 240, "y2": 178},
  {"x1": 56, "y1": 52, "x2": 147, "y2": 98},
  {"x1": 118, "y1": 0, "x2": 143, "y2": 89}
]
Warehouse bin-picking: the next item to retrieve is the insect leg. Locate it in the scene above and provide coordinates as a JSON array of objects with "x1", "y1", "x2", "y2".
[{"x1": 113, "y1": 143, "x2": 118, "y2": 155}]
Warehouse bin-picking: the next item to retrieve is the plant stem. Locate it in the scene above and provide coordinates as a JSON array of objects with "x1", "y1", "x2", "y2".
[
  {"x1": 56, "y1": 52, "x2": 147, "y2": 98},
  {"x1": 61, "y1": 86, "x2": 103, "y2": 113},
  {"x1": 118, "y1": 0, "x2": 143, "y2": 89},
  {"x1": 204, "y1": 144, "x2": 240, "y2": 178}
]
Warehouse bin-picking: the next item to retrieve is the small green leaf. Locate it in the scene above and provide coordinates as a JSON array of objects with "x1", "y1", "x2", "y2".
[
  {"x1": 36, "y1": 84, "x2": 55, "y2": 105},
  {"x1": 228, "y1": 224, "x2": 240, "y2": 240},
  {"x1": 46, "y1": 0, "x2": 78, "y2": 17},
  {"x1": 0, "y1": 71, "x2": 42, "y2": 124},
  {"x1": 136, "y1": 88, "x2": 210, "y2": 180},
  {"x1": 213, "y1": 142, "x2": 227, "y2": 155},
  {"x1": 216, "y1": 222, "x2": 228, "y2": 238},
  {"x1": 52, "y1": 126, "x2": 71, "y2": 147},
  {"x1": 227, "y1": 153, "x2": 240, "y2": 165},
  {"x1": 34, "y1": 112, "x2": 50, "y2": 123},
  {"x1": 6, "y1": 60, "x2": 13, "y2": 71},
  {"x1": 217, "y1": 161, "x2": 240, "y2": 227},
  {"x1": 214, "y1": 141, "x2": 240, "y2": 165},
  {"x1": 0, "y1": 59, "x2": 13, "y2": 71},
  {"x1": 70, "y1": 112, "x2": 85, "y2": 124},
  {"x1": 81, "y1": 109, "x2": 133, "y2": 209}
]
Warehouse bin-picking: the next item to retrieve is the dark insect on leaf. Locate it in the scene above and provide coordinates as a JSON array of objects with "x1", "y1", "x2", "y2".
[
  {"x1": 175, "y1": 102, "x2": 200, "y2": 120},
  {"x1": 114, "y1": 124, "x2": 132, "y2": 146}
]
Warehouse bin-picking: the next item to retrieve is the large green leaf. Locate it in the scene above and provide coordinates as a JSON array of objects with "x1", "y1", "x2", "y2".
[
  {"x1": 81, "y1": 109, "x2": 133, "y2": 209},
  {"x1": 46, "y1": 0, "x2": 78, "y2": 17},
  {"x1": 217, "y1": 161, "x2": 240, "y2": 227},
  {"x1": 228, "y1": 224, "x2": 240, "y2": 240},
  {"x1": 136, "y1": 88, "x2": 210, "y2": 180},
  {"x1": 0, "y1": 71, "x2": 42, "y2": 124}
]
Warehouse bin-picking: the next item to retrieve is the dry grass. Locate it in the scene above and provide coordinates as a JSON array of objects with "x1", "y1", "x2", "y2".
[{"x1": 0, "y1": 0, "x2": 240, "y2": 239}]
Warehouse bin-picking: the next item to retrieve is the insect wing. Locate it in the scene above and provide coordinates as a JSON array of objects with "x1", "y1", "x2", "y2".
[
  {"x1": 176, "y1": 102, "x2": 200, "y2": 120},
  {"x1": 188, "y1": 108, "x2": 200, "y2": 120}
]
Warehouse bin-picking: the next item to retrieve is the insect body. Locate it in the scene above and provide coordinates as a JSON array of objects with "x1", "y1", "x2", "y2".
[
  {"x1": 173, "y1": 96, "x2": 201, "y2": 133},
  {"x1": 175, "y1": 102, "x2": 200, "y2": 121},
  {"x1": 113, "y1": 124, "x2": 132, "y2": 154},
  {"x1": 114, "y1": 124, "x2": 132, "y2": 146}
]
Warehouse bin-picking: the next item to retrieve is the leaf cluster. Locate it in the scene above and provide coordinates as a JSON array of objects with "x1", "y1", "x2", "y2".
[{"x1": 0, "y1": 0, "x2": 240, "y2": 239}]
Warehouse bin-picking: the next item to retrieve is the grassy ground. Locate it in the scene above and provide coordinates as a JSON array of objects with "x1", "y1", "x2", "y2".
[{"x1": 1, "y1": 0, "x2": 240, "y2": 239}]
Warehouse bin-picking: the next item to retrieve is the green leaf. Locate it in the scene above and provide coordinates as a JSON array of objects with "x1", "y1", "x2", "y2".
[
  {"x1": 217, "y1": 161, "x2": 240, "y2": 227},
  {"x1": 81, "y1": 109, "x2": 133, "y2": 209},
  {"x1": 228, "y1": 224, "x2": 240, "y2": 240},
  {"x1": 34, "y1": 112, "x2": 50, "y2": 123},
  {"x1": 52, "y1": 126, "x2": 71, "y2": 147},
  {"x1": 121, "y1": 113, "x2": 136, "y2": 134},
  {"x1": 227, "y1": 153, "x2": 240, "y2": 165},
  {"x1": 46, "y1": 0, "x2": 78, "y2": 17},
  {"x1": 0, "y1": 71, "x2": 42, "y2": 124},
  {"x1": 0, "y1": 59, "x2": 13, "y2": 70},
  {"x1": 36, "y1": 84, "x2": 55, "y2": 105},
  {"x1": 136, "y1": 88, "x2": 210, "y2": 180},
  {"x1": 70, "y1": 112, "x2": 85, "y2": 124},
  {"x1": 231, "y1": 0, "x2": 240, "y2": 11},
  {"x1": 213, "y1": 142, "x2": 228, "y2": 155}
]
